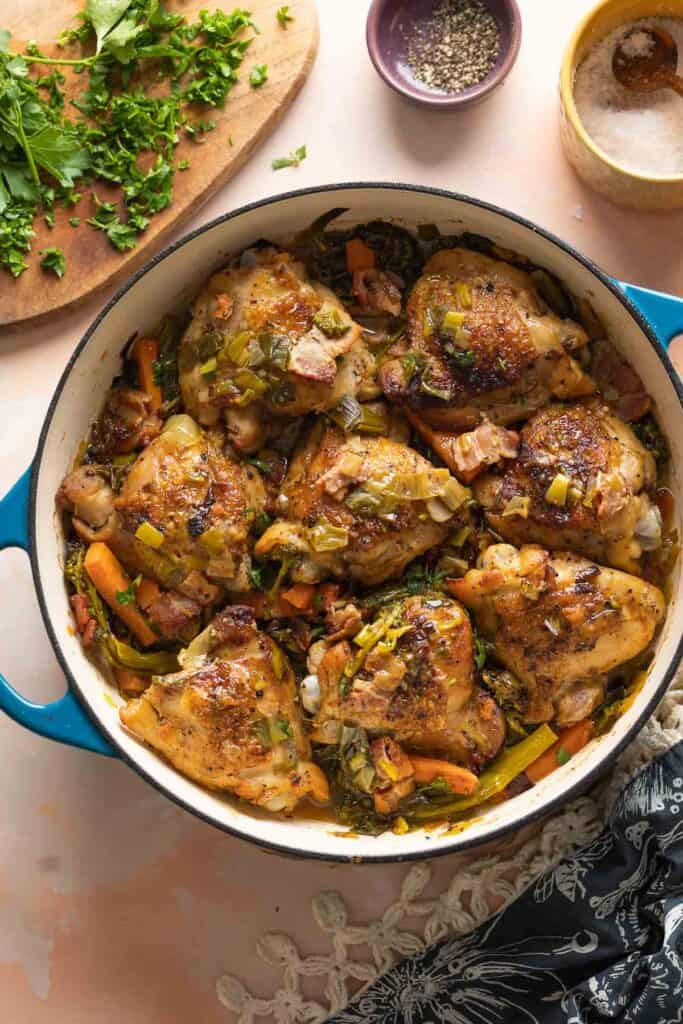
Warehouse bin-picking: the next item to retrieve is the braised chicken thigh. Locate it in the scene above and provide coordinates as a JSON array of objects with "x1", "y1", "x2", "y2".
[
  {"x1": 120, "y1": 606, "x2": 328, "y2": 812},
  {"x1": 179, "y1": 248, "x2": 373, "y2": 448},
  {"x1": 254, "y1": 425, "x2": 470, "y2": 586},
  {"x1": 380, "y1": 248, "x2": 595, "y2": 430},
  {"x1": 474, "y1": 403, "x2": 661, "y2": 571},
  {"x1": 115, "y1": 414, "x2": 266, "y2": 593},
  {"x1": 312, "y1": 595, "x2": 504, "y2": 770},
  {"x1": 451, "y1": 544, "x2": 665, "y2": 728}
]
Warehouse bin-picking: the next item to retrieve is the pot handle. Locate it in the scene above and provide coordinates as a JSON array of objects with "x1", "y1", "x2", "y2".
[
  {"x1": 618, "y1": 281, "x2": 683, "y2": 349},
  {"x1": 0, "y1": 469, "x2": 116, "y2": 757}
]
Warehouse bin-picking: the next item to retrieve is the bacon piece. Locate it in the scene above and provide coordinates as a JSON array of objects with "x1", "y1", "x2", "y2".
[
  {"x1": 148, "y1": 591, "x2": 201, "y2": 641},
  {"x1": 352, "y1": 269, "x2": 403, "y2": 317},
  {"x1": 407, "y1": 411, "x2": 519, "y2": 482},
  {"x1": 288, "y1": 338, "x2": 337, "y2": 383}
]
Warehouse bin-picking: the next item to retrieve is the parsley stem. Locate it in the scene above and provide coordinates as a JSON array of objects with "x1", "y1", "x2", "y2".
[
  {"x1": 11, "y1": 100, "x2": 39, "y2": 186},
  {"x1": 25, "y1": 54, "x2": 96, "y2": 67}
]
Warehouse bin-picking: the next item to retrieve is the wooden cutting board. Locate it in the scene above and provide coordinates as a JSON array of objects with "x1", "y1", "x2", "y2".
[{"x1": 1, "y1": 0, "x2": 318, "y2": 326}]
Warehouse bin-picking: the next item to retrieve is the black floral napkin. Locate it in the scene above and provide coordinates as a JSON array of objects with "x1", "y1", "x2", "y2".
[{"x1": 331, "y1": 740, "x2": 683, "y2": 1024}]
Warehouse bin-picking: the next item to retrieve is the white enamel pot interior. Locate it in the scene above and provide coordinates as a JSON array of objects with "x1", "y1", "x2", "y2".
[{"x1": 31, "y1": 184, "x2": 683, "y2": 862}]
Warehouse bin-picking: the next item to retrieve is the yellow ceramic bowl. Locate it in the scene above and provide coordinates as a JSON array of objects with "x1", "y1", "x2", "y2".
[{"x1": 560, "y1": 0, "x2": 683, "y2": 209}]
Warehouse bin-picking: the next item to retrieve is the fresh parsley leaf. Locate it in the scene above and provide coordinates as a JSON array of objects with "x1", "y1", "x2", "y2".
[
  {"x1": 40, "y1": 246, "x2": 65, "y2": 277},
  {"x1": 276, "y1": 6, "x2": 294, "y2": 27},
  {"x1": 249, "y1": 63, "x2": 268, "y2": 87},
  {"x1": 272, "y1": 144, "x2": 306, "y2": 170},
  {"x1": 249, "y1": 564, "x2": 266, "y2": 591},
  {"x1": 69, "y1": 215, "x2": 80, "y2": 226},
  {"x1": 86, "y1": 0, "x2": 135, "y2": 55},
  {"x1": 474, "y1": 633, "x2": 487, "y2": 670},
  {"x1": 115, "y1": 574, "x2": 141, "y2": 605},
  {"x1": 556, "y1": 746, "x2": 571, "y2": 766}
]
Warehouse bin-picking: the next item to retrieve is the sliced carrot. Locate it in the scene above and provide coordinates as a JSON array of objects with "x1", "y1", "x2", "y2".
[
  {"x1": 136, "y1": 578, "x2": 161, "y2": 612},
  {"x1": 114, "y1": 668, "x2": 149, "y2": 697},
  {"x1": 132, "y1": 337, "x2": 162, "y2": 411},
  {"x1": 345, "y1": 237, "x2": 375, "y2": 273},
  {"x1": 281, "y1": 583, "x2": 316, "y2": 612},
  {"x1": 236, "y1": 592, "x2": 312, "y2": 619},
  {"x1": 84, "y1": 542, "x2": 158, "y2": 647},
  {"x1": 409, "y1": 755, "x2": 478, "y2": 796},
  {"x1": 404, "y1": 410, "x2": 464, "y2": 478},
  {"x1": 526, "y1": 720, "x2": 594, "y2": 784},
  {"x1": 318, "y1": 583, "x2": 340, "y2": 611}
]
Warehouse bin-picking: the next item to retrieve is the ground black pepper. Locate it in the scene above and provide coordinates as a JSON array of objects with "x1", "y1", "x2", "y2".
[{"x1": 405, "y1": 0, "x2": 501, "y2": 94}]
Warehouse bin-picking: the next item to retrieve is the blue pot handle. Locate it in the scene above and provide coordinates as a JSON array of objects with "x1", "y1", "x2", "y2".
[
  {"x1": 618, "y1": 280, "x2": 683, "y2": 350},
  {"x1": 0, "y1": 469, "x2": 116, "y2": 757}
]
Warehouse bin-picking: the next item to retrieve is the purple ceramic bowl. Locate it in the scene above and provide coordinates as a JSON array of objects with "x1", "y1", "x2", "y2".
[{"x1": 366, "y1": 0, "x2": 522, "y2": 110}]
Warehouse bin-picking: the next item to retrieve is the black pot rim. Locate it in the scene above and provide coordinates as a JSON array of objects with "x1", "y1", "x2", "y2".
[{"x1": 29, "y1": 181, "x2": 683, "y2": 864}]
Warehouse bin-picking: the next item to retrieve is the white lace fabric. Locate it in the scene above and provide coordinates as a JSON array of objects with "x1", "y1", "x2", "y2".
[{"x1": 216, "y1": 673, "x2": 683, "y2": 1023}]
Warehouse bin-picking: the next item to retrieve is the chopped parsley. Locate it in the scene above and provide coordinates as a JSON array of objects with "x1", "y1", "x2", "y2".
[
  {"x1": 277, "y1": 6, "x2": 294, "y2": 27},
  {"x1": 249, "y1": 63, "x2": 268, "y2": 87},
  {"x1": 115, "y1": 574, "x2": 141, "y2": 606},
  {"x1": 40, "y1": 247, "x2": 65, "y2": 277},
  {"x1": 0, "y1": 4, "x2": 259, "y2": 277},
  {"x1": 272, "y1": 144, "x2": 306, "y2": 170},
  {"x1": 556, "y1": 746, "x2": 571, "y2": 766}
]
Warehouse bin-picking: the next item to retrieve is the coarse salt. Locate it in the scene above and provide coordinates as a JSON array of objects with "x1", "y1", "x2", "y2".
[{"x1": 573, "y1": 17, "x2": 683, "y2": 177}]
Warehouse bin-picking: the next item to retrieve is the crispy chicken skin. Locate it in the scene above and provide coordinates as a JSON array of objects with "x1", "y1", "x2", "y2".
[
  {"x1": 115, "y1": 415, "x2": 266, "y2": 592},
  {"x1": 120, "y1": 606, "x2": 328, "y2": 812},
  {"x1": 179, "y1": 248, "x2": 372, "y2": 431},
  {"x1": 312, "y1": 595, "x2": 505, "y2": 770},
  {"x1": 474, "y1": 403, "x2": 661, "y2": 571},
  {"x1": 451, "y1": 544, "x2": 665, "y2": 728},
  {"x1": 380, "y1": 248, "x2": 595, "y2": 429},
  {"x1": 254, "y1": 425, "x2": 470, "y2": 586}
]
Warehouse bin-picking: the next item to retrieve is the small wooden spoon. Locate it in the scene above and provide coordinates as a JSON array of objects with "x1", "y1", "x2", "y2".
[{"x1": 612, "y1": 26, "x2": 683, "y2": 96}]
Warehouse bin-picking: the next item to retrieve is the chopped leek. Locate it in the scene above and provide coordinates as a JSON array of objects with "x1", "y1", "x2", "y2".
[
  {"x1": 409, "y1": 724, "x2": 557, "y2": 821},
  {"x1": 199, "y1": 526, "x2": 224, "y2": 556},
  {"x1": 135, "y1": 521, "x2": 165, "y2": 549},
  {"x1": 393, "y1": 816, "x2": 410, "y2": 835},
  {"x1": 309, "y1": 521, "x2": 349, "y2": 552},
  {"x1": 199, "y1": 356, "x2": 217, "y2": 376},
  {"x1": 328, "y1": 396, "x2": 362, "y2": 431},
  {"x1": 162, "y1": 414, "x2": 202, "y2": 447},
  {"x1": 420, "y1": 376, "x2": 452, "y2": 401},
  {"x1": 441, "y1": 310, "x2": 466, "y2": 333},
  {"x1": 225, "y1": 331, "x2": 252, "y2": 365},
  {"x1": 313, "y1": 308, "x2": 350, "y2": 338},
  {"x1": 501, "y1": 496, "x2": 531, "y2": 519},
  {"x1": 103, "y1": 637, "x2": 179, "y2": 675},
  {"x1": 455, "y1": 282, "x2": 472, "y2": 309},
  {"x1": 545, "y1": 473, "x2": 571, "y2": 506},
  {"x1": 269, "y1": 716, "x2": 291, "y2": 744},
  {"x1": 234, "y1": 368, "x2": 268, "y2": 396}
]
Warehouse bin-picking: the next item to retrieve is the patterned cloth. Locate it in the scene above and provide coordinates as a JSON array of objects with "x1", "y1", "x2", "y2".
[{"x1": 331, "y1": 740, "x2": 683, "y2": 1024}]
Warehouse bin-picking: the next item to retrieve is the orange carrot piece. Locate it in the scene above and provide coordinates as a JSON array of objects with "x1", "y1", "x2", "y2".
[
  {"x1": 409, "y1": 755, "x2": 478, "y2": 795},
  {"x1": 526, "y1": 720, "x2": 594, "y2": 784},
  {"x1": 318, "y1": 583, "x2": 340, "y2": 611},
  {"x1": 84, "y1": 542, "x2": 158, "y2": 647},
  {"x1": 136, "y1": 578, "x2": 161, "y2": 612},
  {"x1": 345, "y1": 237, "x2": 375, "y2": 273},
  {"x1": 132, "y1": 337, "x2": 162, "y2": 411},
  {"x1": 281, "y1": 583, "x2": 316, "y2": 612},
  {"x1": 114, "y1": 668, "x2": 149, "y2": 697}
]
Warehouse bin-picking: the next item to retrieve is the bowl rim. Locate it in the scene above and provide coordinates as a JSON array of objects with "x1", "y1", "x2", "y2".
[
  {"x1": 28, "y1": 181, "x2": 683, "y2": 863},
  {"x1": 366, "y1": 0, "x2": 522, "y2": 109},
  {"x1": 560, "y1": 0, "x2": 683, "y2": 185}
]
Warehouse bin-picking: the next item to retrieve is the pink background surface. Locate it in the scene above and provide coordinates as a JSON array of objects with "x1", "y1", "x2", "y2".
[{"x1": 2, "y1": 1, "x2": 683, "y2": 1020}]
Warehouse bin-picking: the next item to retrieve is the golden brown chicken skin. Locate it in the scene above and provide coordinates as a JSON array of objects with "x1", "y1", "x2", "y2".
[
  {"x1": 474, "y1": 403, "x2": 661, "y2": 571},
  {"x1": 114, "y1": 415, "x2": 266, "y2": 592},
  {"x1": 379, "y1": 248, "x2": 595, "y2": 430},
  {"x1": 179, "y1": 248, "x2": 373, "y2": 446},
  {"x1": 120, "y1": 606, "x2": 328, "y2": 812},
  {"x1": 450, "y1": 543, "x2": 665, "y2": 728},
  {"x1": 254, "y1": 425, "x2": 470, "y2": 586},
  {"x1": 311, "y1": 595, "x2": 504, "y2": 770}
]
